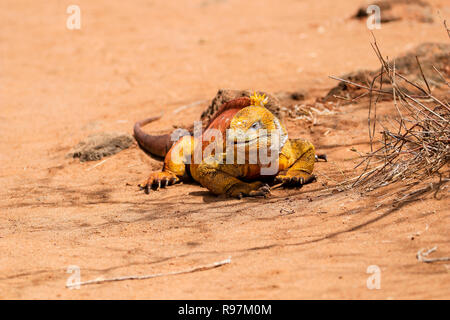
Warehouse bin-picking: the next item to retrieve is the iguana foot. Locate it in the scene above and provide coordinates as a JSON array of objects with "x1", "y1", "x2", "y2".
[
  {"x1": 139, "y1": 171, "x2": 180, "y2": 193},
  {"x1": 274, "y1": 174, "x2": 316, "y2": 188},
  {"x1": 226, "y1": 181, "x2": 271, "y2": 199}
]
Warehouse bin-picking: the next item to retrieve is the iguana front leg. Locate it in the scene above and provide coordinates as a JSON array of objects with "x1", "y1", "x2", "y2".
[
  {"x1": 140, "y1": 136, "x2": 193, "y2": 193},
  {"x1": 190, "y1": 155, "x2": 271, "y2": 198},
  {"x1": 275, "y1": 139, "x2": 316, "y2": 187}
]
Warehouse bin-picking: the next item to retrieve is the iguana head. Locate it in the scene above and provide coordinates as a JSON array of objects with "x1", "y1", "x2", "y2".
[{"x1": 228, "y1": 105, "x2": 288, "y2": 153}]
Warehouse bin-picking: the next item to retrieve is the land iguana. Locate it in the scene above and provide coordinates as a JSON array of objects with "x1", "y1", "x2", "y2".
[{"x1": 134, "y1": 93, "x2": 318, "y2": 198}]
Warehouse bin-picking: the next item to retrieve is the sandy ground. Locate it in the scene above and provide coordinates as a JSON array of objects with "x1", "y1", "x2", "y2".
[{"x1": 0, "y1": 0, "x2": 449, "y2": 299}]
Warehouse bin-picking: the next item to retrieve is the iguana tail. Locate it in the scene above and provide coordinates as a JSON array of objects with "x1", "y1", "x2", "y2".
[{"x1": 133, "y1": 115, "x2": 176, "y2": 158}]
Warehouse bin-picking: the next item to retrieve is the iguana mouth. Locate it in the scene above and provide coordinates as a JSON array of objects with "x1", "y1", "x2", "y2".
[{"x1": 232, "y1": 133, "x2": 269, "y2": 145}]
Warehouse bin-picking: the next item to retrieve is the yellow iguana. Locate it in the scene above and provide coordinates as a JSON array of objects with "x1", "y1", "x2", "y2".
[{"x1": 134, "y1": 93, "x2": 318, "y2": 198}]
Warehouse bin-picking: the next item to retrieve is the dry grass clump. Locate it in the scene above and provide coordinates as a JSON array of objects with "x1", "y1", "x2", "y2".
[
  {"x1": 332, "y1": 35, "x2": 449, "y2": 197},
  {"x1": 282, "y1": 102, "x2": 338, "y2": 125}
]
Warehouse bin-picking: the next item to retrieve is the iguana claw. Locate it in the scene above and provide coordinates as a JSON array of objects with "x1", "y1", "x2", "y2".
[
  {"x1": 139, "y1": 171, "x2": 180, "y2": 193},
  {"x1": 248, "y1": 184, "x2": 271, "y2": 198},
  {"x1": 231, "y1": 182, "x2": 271, "y2": 199},
  {"x1": 274, "y1": 174, "x2": 316, "y2": 187},
  {"x1": 315, "y1": 154, "x2": 327, "y2": 162}
]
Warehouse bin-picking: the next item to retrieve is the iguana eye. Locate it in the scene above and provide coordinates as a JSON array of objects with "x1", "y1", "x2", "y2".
[{"x1": 251, "y1": 122, "x2": 260, "y2": 129}]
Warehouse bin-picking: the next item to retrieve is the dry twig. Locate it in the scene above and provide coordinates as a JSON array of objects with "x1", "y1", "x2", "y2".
[
  {"x1": 66, "y1": 257, "x2": 231, "y2": 288},
  {"x1": 417, "y1": 247, "x2": 450, "y2": 263}
]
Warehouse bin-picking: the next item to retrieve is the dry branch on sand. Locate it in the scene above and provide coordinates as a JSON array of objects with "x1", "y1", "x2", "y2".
[
  {"x1": 417, "y1": 247, "x2": 450, "y2": 263},
  {"x1": 66, "y1": 257, "x2": 231, "y2": 288},
  {"x1": 330, "y1": 36, "x2": 449, "y2": 200}
]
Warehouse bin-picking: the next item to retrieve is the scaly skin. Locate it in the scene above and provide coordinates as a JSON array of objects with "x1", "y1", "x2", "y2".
[{"x1": 135, "y1": 94, "x2": 316, "y2": 198}]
